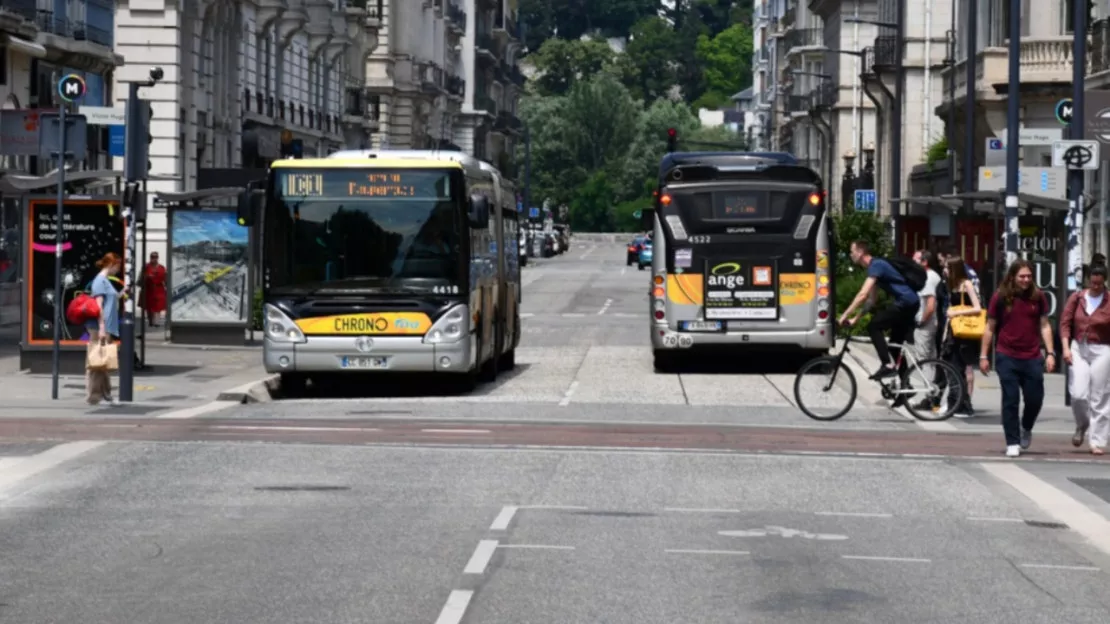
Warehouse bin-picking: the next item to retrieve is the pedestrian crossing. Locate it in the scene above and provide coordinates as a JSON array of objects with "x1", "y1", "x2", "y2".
[{"x1": 0, "y1": 441, "x2": 103, "y2": 500}]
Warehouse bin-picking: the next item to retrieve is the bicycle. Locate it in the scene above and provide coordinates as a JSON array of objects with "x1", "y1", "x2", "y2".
[{"x1": 793, "y1": 333, "x2": 966, "y2": 422}]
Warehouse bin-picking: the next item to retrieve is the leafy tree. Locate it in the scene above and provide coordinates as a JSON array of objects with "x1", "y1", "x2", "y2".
[
  {"x1": 517, "y1": 95, "x2": 585, "y2": 209},
  {"x1": 831, "y1": 209, "x2": 893, "y2": 333},
  {"x1": 623, "y1": 16, "x2": 679, "y2": 101},
  {"x1": 571, "y1": 170, "x2": 617, "y2": 231},
  {"x1": 615, "y1": 99, "x2": 699, "y2": 198},
  {"x1": 519, "y1": 0, "x2": 664, "y2": 52},
  {"x1": 527, "y1": 37, "x2": 618, "y2": 96},
  {"x1": 694, "y1": 22, "x2": 753, "y2": 109},
  {"x1": 562, "y1": 74, "x2": 640, "y2": 173}
]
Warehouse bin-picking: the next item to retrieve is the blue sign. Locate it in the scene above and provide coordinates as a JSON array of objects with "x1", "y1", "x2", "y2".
[
  {"x1": 987, "y1": 138, "x2": 1004, "y2": 150},
  {"x1": 1056, "y1": 98, "x2": 1073, "y2": 125},
  {"x1": 517, "y1": 200, "x2": 523, "y2": 212},
  {"x1": 854, "y1": 189, "x2": 877, "y2": 213},
  {"x1": 1041, "y1": 170, "x2": 1049, "y2": 191},
  {"x1": 108, "y1": 124, "x2": 126, "y2": 157},
  {"x1": 529, "y1": 207, "x2": 540, "y2": 218}
]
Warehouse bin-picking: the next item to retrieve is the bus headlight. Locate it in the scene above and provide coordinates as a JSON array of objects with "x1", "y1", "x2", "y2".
[
  {"x1": 424, "y1": 305, "x2": 468, "y2": 344},
  {"x1": 265, "y1": 304, "x2": 307, "y2": 344}
]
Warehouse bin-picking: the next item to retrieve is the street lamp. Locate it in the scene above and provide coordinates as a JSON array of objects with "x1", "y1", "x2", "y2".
[
  {"x1": 842, "y1": 149, "x2": 857, "y2": 209},
  {"x1": 860, "y1": 142, "x2": 876, "y2": 189}
]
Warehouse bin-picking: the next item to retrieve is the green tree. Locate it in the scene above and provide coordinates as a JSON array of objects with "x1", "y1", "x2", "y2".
[
  {"x1": 517, "y1": 95, "x2": 585, "y2": 209},
  {"x1": 623, "y1": 16, "x2": 679, "y2": 101},
  {"x1": 685, "y1": 123, "x2": 748, "y2": 151},
  {"x1": 693, "y1": 22, "x2": 753, "y2": 109},
  {"x1": 615, "y1": 99, "x2": 699, "y2": 199},
  {"x1": 570, "y1": 170, "x2": 617, "y2": 230},
  {"x1": 562, "y1": 74, "x2": 640, "y2": 173},
  {"x1": 527, "y1": 37, "x2": 617, "y2": 96},
  {"x1": 520, "y1": 0, "x2": 665, "y2": 52},
  {"x1": 832, "y1": 210, "x2": 893, "y2": 334}
]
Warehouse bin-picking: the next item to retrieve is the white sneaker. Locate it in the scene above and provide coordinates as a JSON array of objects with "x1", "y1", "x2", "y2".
[{"x1": 1005, "y1": 445, "x2": 1021, "y2": 458}]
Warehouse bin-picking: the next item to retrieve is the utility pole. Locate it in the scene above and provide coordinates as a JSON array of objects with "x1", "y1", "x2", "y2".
[
  {"x1": 1067, "y1": 0, "x2": 1088, "y2": 289},
  {"x1": 523, "y1": 122, "x2": 533, "y2": 256},
  {"x1": 889, "y1": 0, "x2": 906, "y2": 252},
  {"x1": 119, "y1": 68, "x2": 162, "y2": 402},
  {"x1": 1003, "y1": 0, "x2": 1021, "y2": 264}
]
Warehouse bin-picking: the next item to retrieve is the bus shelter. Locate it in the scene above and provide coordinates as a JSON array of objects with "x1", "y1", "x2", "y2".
[{"x1": 153, "y1": 187, "x2": 257, "y2": 346}]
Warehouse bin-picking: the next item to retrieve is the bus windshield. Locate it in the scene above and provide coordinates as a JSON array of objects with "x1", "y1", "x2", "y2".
[{"x1": 265, "y1": 168, "x2": 463, "y2": 291}]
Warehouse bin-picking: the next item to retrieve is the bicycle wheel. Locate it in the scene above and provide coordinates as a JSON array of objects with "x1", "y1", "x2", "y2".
[
  {"x1": 899, "y1": 358, "x2": 966, "y2": 421},
  {"x1": 794, "y1": 356, "x2": 857, "y2": 421}
]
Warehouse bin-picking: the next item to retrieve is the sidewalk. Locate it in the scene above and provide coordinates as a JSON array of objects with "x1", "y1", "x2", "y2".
[
  {"x1": 0, "y1": 341, "x2": 273, "y2": 418},
  {"x1": 848, "y1": 340, "x2": 1078, "y2": 435}
]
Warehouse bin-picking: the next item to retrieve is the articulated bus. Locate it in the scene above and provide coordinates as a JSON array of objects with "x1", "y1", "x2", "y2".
[
  {"x1": 240, "y1": 150, "x2": 521, "y2": 393},
  {"x1": 644, "y1": 152, "x2": 836, "y2": 371}
]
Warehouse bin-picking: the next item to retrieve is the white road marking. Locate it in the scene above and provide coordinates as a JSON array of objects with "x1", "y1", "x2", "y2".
[
  {"x1": 521, "y1": 312, "x2": 535, "y2": 318},
  {"x1": 967, "y1": 516, "x2": 1025, "y2": 523},
  {"x1": 613, "y1": 312, "x2": 637, "y2": 317},
  {"x1": 720, "y1": 527, "x2": 848, "y2": 540},
  {"x1": 490, "y1": 505, "x2": 518, "y2": 530},
  {"x1": 463, "y1": 539, "x2": 499, "y2": 574},
  {"x1": 433, "y1": 590, "x2": 474, "y2": 624},
  {"x1": 1019, "y1": 563, "x2": 1100, "y2": 571},
  {"x1": 210, "y1": 425, "x2": 382, "y2": 432},
  {"x1": 558, "y1": 380, "x2": 579, "y2": 407},
  {"x1": 561, "y1": 313, "x2": 586, "y2": 317},
  {"x1": 665, "y1": 549, "x2": 750, "y2": 555},
  {"x1": 620, "y1": 266, "x2": 627, "y2": 275},
  {"x1": 842, "y1": 555, "x2": 931, "y2": 563},
  {"x1": 664, "y1": 507, "x2": 743, "y2": 514},
  {"x1": 578, "y1": 245, "x2": 597, "y2": 260},
  {"x1": 157, "y1": 401, "x2": 237, "y2": 419},
  {"x1": 597, "y1": 298, "x2": 613, "y2": 315},
  {"x1": 518, "y1": 504, "x2": 588, "y2": 510},
  {"x1": 982, "y1": 462, "x2": 1110, "y2": 557},
  {"x1": 0, "y1": 458, "x2": 25, "y2": 471},
  {"x1": 420, "y1": 429, "x2": 491, "y2": 434},
  {"x1": 497, "y1": 544, "x2": 575, "y2": 550},
  {"x1": 815, "y1": 511, "x2": 893, "y2": 518},
  {"x1": 0, "y1": 441, "x2": 104, "y2": 497}
]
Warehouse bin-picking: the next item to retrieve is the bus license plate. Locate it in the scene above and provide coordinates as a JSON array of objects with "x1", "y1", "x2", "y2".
[
  {"x1": 682, "y1": 321, "x2": 722, "y2": 332},
  {"x1": 341, "y1": 356, "x2": 388, "y2": 369}
]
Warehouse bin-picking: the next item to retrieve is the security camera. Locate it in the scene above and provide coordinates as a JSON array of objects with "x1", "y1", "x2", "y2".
[{"x1": 150, "y1": 67, "x2": 164, "y2": 82}]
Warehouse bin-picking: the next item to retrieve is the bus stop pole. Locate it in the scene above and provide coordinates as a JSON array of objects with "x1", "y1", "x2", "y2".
[{"x1": 50, "y1": 101, "x2": 68, "y2": 400}]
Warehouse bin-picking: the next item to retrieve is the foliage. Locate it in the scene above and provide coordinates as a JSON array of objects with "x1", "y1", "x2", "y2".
[
  {"x1": 252, "y1": 288, "x2": 263, "y2": 330},
  {"x1": 925, "y1": 136, "x2": 948, "y2": 166},
  {"x1": 831, "y1": 209, "x2": 893, "y2": 335},
  {"x1": 693, "y1": 22, "x2": 754, "y2": 109},
  {"x1": 527, "y1": 38, "x2": 619, "y2": 96},
  {"x1": 518, "y1": 0, "x2": 663, "y2": 53}
]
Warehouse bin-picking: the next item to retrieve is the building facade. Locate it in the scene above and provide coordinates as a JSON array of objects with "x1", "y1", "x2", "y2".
[
  {"x1": 112, "y1": 0, "x2": 380, "y2": 262},
  {"x1": 1, "y1": 0, "x2": 122, "y2": 350}
]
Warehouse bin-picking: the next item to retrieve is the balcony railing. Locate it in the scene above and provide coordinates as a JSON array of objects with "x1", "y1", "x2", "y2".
[
  {"x1": 809, "y1": 82, "x2": 836, "y2": 110},
  {"x1": 1092, "y1": 19, "x2": 1110, "y2": 75},
  {"x1": 784, "y1": 28, "x2": 824, "y2": 52},
  {"x1": 872, "y1": 36, "x2": 899, "y2": 69},
  {"x1": 475, "y1": 93, "x2": 497, "y2": 113},
  {"x1": 942, "y1": 36, "x2": 1083, "y2": 96},
  {"x1": 476, "y1": 33, "x2": 496, "y2": 55},
  {"x1": 447, "y1": 3, "x2": 466, "y2": 31},
  {"x1": 860, "y1": 47, "x2": 875, "y2": 76},
  {"x1": 32, "y1": 11, "x2": 113, "y2": 47},
  {"x1": 1, "y1": 0, "x2": 36, "y2": 22},
  {"x1": 343, "y1": 74, "x2": 366, "y2": 117},
  {"x1": 419, "y1": 63, "x2": 445, "y2": 92},
  {"x1": 786, "y1": 94, "x2": 809, "y2": 114},
  {"x1": 446, "y1": 75, "x2": 466, "y2": 97},
  {"x1": 780, "y1": 7, "x2": 796, "y2": 30},
  {"x1": 494, "y1": 7, "x2": 518, "y2": 38}
]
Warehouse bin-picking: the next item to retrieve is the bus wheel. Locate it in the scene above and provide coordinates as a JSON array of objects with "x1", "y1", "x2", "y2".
[
  {"x1": 280, "y1": 373, "x2": 307, "y2": 398},
  {"x1": 479, "y1": 328, "x2": 500, "y2": 383},
  {"x1": 653, "y1": 350, "x2": 680, "y2": 373},
  {"x1": 499, "y1": 348, "x2": 516, "y2": 371}
]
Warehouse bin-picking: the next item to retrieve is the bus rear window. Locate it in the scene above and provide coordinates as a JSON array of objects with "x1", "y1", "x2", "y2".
[{"x1": 674, "y1": 190, "x2": 807, "y2": 222}]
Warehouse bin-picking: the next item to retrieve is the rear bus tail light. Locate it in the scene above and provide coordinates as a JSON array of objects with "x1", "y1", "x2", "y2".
[{"x1": 652, "y1": 274, "x2": 665, "y2": 321}]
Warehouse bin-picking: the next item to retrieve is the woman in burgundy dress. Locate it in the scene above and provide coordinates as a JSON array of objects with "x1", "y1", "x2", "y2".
[{"x1": 141, "y1": 252, "x2": 167, "y2": 326}]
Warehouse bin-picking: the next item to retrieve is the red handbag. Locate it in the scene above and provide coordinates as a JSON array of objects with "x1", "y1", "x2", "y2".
[{"x1": 66, "y1": 291, "x2": 101, "y2": 324}]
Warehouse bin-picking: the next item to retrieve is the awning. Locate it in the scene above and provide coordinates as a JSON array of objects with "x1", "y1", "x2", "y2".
[
  {"x1": 0, "y1": 168, "x2": 121, "y2": 194},
  {"x1": 3, "y1": 35, "x2": 47, "y2": 60},
  {"x1": 894, "y1": 191, "x2": 1095, "y2": 215},
  {"x1": 152, "y1": 187, "x2": 245, "y2": 206}
]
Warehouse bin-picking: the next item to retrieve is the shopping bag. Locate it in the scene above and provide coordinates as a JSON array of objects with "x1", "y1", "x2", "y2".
[{"x1": 87, "y1": 341, "x2": 119, "y2": 371}]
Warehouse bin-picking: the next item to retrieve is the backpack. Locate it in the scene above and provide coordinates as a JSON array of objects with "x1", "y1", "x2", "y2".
[
  {"x1": 884, "y1": 256, "x2": 927, "y2": 292},
  {"x1": 66, "y1": 291, "x2": 101, "y2": 325}
]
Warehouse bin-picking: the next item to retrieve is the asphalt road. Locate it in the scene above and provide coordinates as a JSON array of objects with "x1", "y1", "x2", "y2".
[{"x1": 2, "y1": 240, "x2": 1110, "y2": 623}]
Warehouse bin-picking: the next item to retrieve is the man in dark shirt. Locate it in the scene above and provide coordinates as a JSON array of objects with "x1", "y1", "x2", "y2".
[{"x1": 839, "y1": 240, "x2": 920, "y2": 380}]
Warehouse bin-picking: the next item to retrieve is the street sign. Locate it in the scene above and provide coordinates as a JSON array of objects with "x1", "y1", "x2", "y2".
[
  {"x1": 1051, "y1": 140, "x2": 1100, "y2": 170},
  {"x1": 1082, "y1": 90, "x2": 1110, "y2": 162},
  {"x1": 854, "y1": 189, "x2": 877, "y2": 213},
  {"x1": 57, "y1": 74, "x2": 86, "y2": 102},
  {"x1": 1056, "y1": 98, "x2": 1073, "y2": 125},
  {"x1": 37, "y1": 113, "x2": 87, "y2": 156},
  {"x1": 995, "y1": 127, "x2": 1064, "y2": 145},
  {"x1": 78, "y1": 105, "x2": 125, "y2": 126},
  {"x1": 632, "y1": 210, "x2": 642, "y2": 219},
  {"x1": 977, "y1": 166, "x2": 1067, "y2": 199},
  {"x1": 529, "y1": 207, "x2": 540, "y2": 218}
]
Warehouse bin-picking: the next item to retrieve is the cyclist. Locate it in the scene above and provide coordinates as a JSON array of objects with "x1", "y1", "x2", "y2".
[{"x1": 838, "y1": 240, "x2": 920, "y2": 380}]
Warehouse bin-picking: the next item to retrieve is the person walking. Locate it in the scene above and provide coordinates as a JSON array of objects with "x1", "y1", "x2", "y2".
[
  {"x1": 85, "y1": 252, "x2": 123, "y2": 406},
  {"x1": 979, "y1": 260, "x2": 1056, "y2": 458},
  {"x1": 1061, "y1": 264, "x2": 1110, "y2": 454},
  {"x1": 944, "y1": 256, "x2": 984, "y2": 417},
  {"x1": 140, "y1": 252, "x2": 167, "y2": 327},
  {"x1": 911, "y1": 250, "x2": 943, "y2": 409}
]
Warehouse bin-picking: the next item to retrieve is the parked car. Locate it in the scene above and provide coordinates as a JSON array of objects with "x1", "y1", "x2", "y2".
[{"x1": 637, "y1": 241, "x2": 653, "y2": 270}]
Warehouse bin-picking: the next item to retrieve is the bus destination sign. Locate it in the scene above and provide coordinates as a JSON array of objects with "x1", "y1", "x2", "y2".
[{"x1": 277, "y1": 170, "x2": 451, "y2": 199}]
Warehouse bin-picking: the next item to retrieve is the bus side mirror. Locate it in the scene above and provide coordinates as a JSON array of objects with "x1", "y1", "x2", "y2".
[
  {"x1": 640, "y1": 207, "x2": 655, "y2": 231},
  {"x1": 237, "y1": 190, "x2": 262, "y2": 227},
  {"x1": 469, "y1": 195, "x2": 490, "y2": 227}
]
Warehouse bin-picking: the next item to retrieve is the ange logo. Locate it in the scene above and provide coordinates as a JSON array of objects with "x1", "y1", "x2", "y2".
[{"x1": 707, "y1": 262, "x2": 744, "y2": 289}]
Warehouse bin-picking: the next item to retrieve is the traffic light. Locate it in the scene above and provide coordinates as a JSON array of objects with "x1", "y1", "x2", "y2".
[
  {"x1": 666, "y1": 128, "x2": 677, "y2": 153},
  {"x1": 124, "y1": 86, "x2": 153, "y2": 182}
]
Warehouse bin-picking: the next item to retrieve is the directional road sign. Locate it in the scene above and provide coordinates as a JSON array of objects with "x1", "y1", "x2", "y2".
[
  {"x1": 854, "y1": 189, "x2": 877, "y2": 213},
  {"x1": 1051, "y1": 140, "x2": 1100, "y2": 170}
]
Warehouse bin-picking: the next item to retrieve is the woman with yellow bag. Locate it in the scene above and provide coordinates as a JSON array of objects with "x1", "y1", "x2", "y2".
[{"x1": 944, "y1": 257, "x2": 985, "y2": 416}]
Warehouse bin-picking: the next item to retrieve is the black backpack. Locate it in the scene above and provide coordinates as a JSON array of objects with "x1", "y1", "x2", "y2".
[{"x1": 884, "y1": 256, "x2": 928, "y2": 292}]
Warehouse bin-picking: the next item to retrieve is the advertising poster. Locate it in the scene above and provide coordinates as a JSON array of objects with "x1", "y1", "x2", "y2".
[
  {"x1": 26, "y1": 200, "x2": 124, "y2": 344},
  {"x1": 704, "y1": 259, "x2": 779, "y2": 320},
  {"x1": 170, "y1": 209, "x2": 250, "y2": 324}
]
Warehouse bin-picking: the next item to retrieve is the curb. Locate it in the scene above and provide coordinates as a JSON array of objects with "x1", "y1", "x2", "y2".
[{"x1": 215, "y1": 374, "x2": 279, "y2": 403}]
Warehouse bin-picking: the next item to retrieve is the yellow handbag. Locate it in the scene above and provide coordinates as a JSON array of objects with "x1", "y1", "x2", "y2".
[{"x1": 948, "y1": 306, "x2": 987, "y2": 340}]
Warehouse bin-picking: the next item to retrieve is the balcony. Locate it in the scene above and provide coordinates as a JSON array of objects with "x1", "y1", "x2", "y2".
[
  {"x1": 871, "y1": 36, "x2": 899, "y2": 71},
  {"x1": 1089, "y1": 19, "x2": 1110, "y2": 85},
  {"x1": 446, "y1": 3, "x2": 465, "y2": 35},
  {"x1": 859, "y1": 47, "x2": 875, "y2": 77},
  {"x1": 343, "y1": 74, "x2": 367, "y2": 124},
  {"x1": 446, "y1": 75, "x2": 466, "y2": 98},
  {"x1": 780, "y1": 7, "x2": 796, "y2": 31},
  {"x1": 785, "y1": 93, "x2": 810, "y2": 117},
  {"x1": 494, "y1": 110, "x2": 522, "y2": 134},
  {"x1": 418, "y1": 62, "x2": 446, "y2": 93},
  {"x1": 31, "y1": 7, "x2": 119, "y2": 71},
  {"x1": 474, "y1": 93, "x2": 497, "y2": 116},
  {"x1": 941, "y1": 36, "x2": 1080, "y2": 100},
  {"x1": 476, "y1": 33, "x2": 497, "y2": 63},
  {"x1": 783, "y1": 28, "x2": 824, "y2": 57},
  {"x1": 808, "y1": 82, "x2": 836, "y2": 110}
]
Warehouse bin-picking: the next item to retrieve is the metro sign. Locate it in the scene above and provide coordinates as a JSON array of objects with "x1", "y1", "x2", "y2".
[{"x1": 1056, "y1": 98, "x2": 1073, "y2": 125}]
